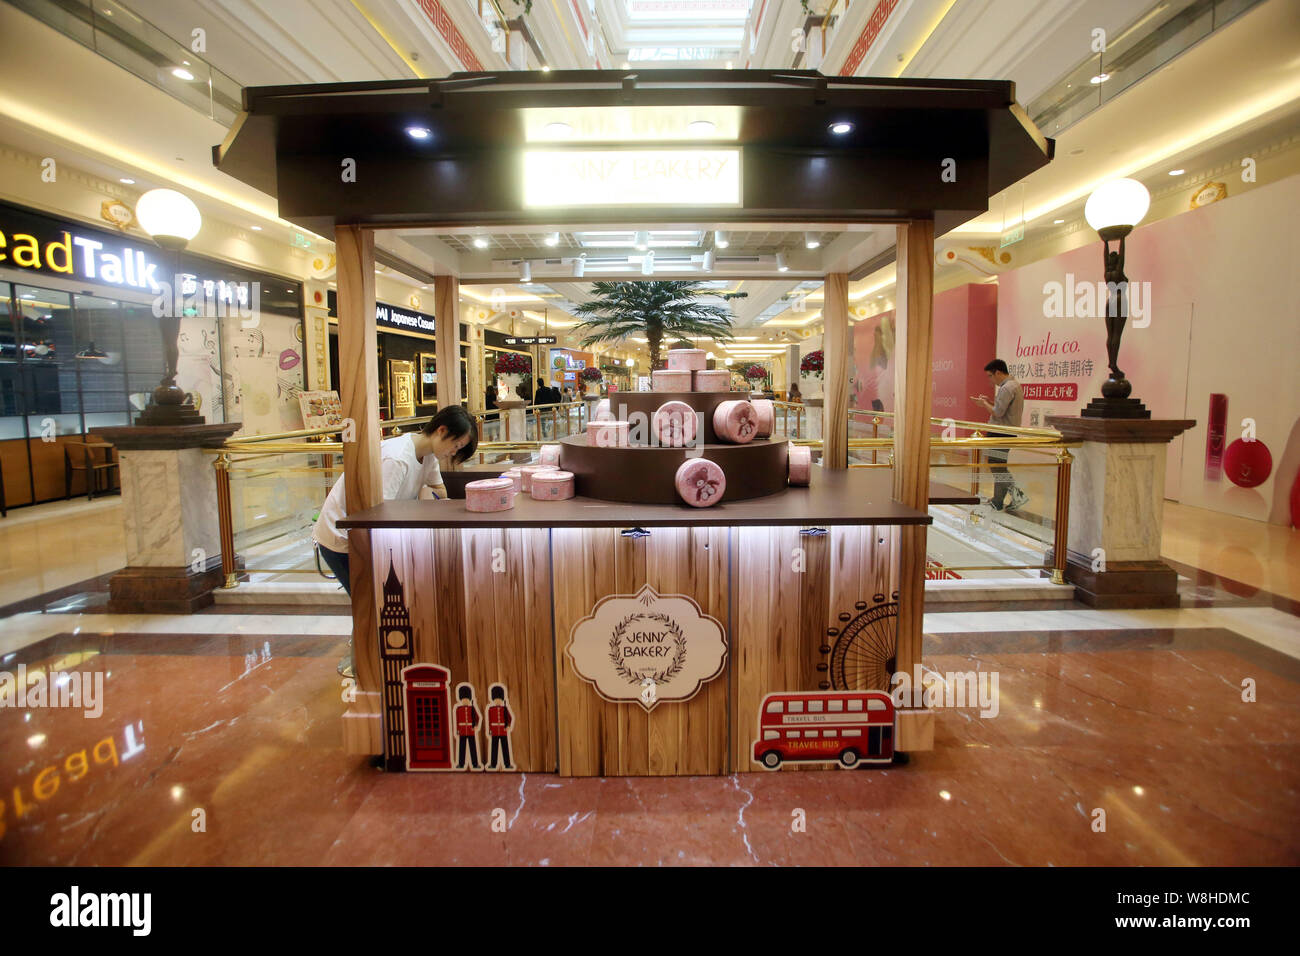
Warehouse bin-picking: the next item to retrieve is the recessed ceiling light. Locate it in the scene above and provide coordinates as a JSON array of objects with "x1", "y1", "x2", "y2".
[
  {"x1": 1089, "y1": 72, "x2": 1110, "y2": 85},
  {"x1": 688, "y1": 120, "x2": 716, "y2": 136},
  {"x1": 1068, "y1": 147, "x2": 1086, "y2": 156},
  {"x1": 543, "y1": 121, "x2": 573, "y2": 137},
  {"x1": 172, "y1": 67, "x2": 195, "y2": 81},
  {"x1": 405, "y1": 126, "x2": 432, "y2": 140},
  {"x1": 776, "y1": 252, "x2": 788, "y2": 272},
  {"x1": 541, "y1": 65, "x2": 551, "y2": 72},
  {"x1": 634, "y1": 230, "x2": 649, "y2": 251},
  {"x1": 715, "y1": 230, "x2": 729, "y2": 249},
  {"x1": 119, "y1": 177, "x2": 134, "y2": 184},
  {"x1": 1053, "y1": 218, "x2": 1064, "y2": 224},
  {"x1": 829, "y1": 121, "x2": 853, "y2": 135},
  {"x1": 251, "y1": 225, "x2": 262, "y2": 230},
  {"x1": 804, "y1": 232, "x2": 820, "y2": 249},
  {"x1": 545, "y1": 232, "x2": 560, "y2": 246},
  {"x1": 1169, "y1": 168, "x2": 1185, "y2": 176},
  {"x1": 473, "y1": 236, "x2": 490, "y2": 249}
]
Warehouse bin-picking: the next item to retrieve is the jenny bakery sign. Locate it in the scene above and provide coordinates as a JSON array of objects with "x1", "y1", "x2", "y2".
[{"x1": 567, "y1": 584, "x2": 726, "y2": 711}]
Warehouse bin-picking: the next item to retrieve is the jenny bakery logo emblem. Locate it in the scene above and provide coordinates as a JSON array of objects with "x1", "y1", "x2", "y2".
[{"x1": 567, "y1": 584, "x2": 726, "y2": 712}]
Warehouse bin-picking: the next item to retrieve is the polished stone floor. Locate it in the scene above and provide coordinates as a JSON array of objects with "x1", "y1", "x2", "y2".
[{"x1": 0, "y1": 498, "x2": 1296, "y2": 865}]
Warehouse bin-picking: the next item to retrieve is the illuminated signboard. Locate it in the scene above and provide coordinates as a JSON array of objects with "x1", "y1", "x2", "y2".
[
  {"x1": 376, "y1": 304, "x2": 435, "y2": 335},
  {"x1": 522, "y1": 149, "x2": 741, "y2": 208}
]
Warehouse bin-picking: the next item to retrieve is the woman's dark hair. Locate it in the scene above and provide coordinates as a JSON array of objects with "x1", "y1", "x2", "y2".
[
  {"x1": 422, "y1": 405, "x2": 478, "y2": 464},
  {"x1": 984, "y1": 359, "x2": 1009, "y2": 375}
]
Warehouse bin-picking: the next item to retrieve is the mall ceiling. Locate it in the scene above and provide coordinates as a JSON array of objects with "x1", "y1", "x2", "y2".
[{"x1": 2, "y1": 0, "x2": 1297, "y2": 347}]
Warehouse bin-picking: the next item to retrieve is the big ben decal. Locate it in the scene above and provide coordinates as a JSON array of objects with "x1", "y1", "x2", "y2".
[{"x1": 379, "y1": 559, "x2": 414, "y2": 771}]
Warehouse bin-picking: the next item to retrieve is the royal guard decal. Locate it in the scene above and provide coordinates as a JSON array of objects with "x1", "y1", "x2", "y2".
[
  {"x1": 752, "y1": 690, "x2": 896, "y2": 771},
  {"x1": 485, "y1": 683, "x2": 516, "y2": 771},
  {"x1": 454, "y1": 682, "x2": 482, "y2": 771},
  {"x1": 567, "y1": 584, "x2": 726, "y2": 712}
]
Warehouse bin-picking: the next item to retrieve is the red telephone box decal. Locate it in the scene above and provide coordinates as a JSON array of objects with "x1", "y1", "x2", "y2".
[{"x1": 403, "y1": 664, "x2": 452, "y2": 771}]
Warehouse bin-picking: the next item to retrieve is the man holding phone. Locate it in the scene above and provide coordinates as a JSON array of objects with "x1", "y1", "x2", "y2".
[{"x1": 971, "y1": 359, "x2": 1026, "y2": 512}]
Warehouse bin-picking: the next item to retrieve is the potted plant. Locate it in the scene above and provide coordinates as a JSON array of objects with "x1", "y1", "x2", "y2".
[
  {"x1": 494, "y1": 352, "x2": 531, "y2": 401},
  {"x1": 579, "y1": 365, "x2": 603, "y2": 397},
  {"x1": 743, "y1": 363, "x2": 768, "y2": 396},
  {"x1": 800, "y1": 350, "x2": 824, "y2": 399}
]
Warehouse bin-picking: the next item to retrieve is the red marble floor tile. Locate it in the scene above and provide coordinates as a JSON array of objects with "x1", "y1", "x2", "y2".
[{"x1": 2, "y1": 627, "x2": 1298, "y2": 866}]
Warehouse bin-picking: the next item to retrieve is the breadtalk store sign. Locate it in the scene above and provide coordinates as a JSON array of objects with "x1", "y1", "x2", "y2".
[
  {"x1": 566, "y1": 583, "x2": 727, "y2": 712},
  {"x1": 523, "y1": 149, "x2": 741, "y2": 207}
]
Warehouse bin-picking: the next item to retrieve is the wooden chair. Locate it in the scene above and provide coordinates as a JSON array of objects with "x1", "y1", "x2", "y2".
[{"x1": 64, "y1": 440, "x2": 119, "y2": 501}]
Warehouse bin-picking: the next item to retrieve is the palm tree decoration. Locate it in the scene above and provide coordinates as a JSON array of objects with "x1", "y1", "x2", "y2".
[{"x1": 570, "y1": 281, "x2": 747, "y2": 369}]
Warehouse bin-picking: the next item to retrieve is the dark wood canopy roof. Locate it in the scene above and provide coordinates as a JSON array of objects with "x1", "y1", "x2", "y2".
[{"x1": 214, "y1": 69, "x2": 1052, "y2": 238}]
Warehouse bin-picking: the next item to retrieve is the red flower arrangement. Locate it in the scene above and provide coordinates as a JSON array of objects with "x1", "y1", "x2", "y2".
[
  {"x1": 800, "y1": 350, "x2": 824, "y2": 377},
  {"x1": 579, "y1": 367, "x2": 603, "y2": 383},
  {"x1": 743, "y1": 364, "x2": 768, "y2": 382},
  {"x1": 494, "y1": 353, "x2": 531, "y2": 375}
]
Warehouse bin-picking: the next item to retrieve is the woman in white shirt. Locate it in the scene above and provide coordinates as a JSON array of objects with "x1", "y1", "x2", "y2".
[{"x1": 314, "y1": 406, "x2": 477, "y2": 675}]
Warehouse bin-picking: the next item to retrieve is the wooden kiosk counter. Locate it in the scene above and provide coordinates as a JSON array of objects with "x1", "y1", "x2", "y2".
[
  {"x1": 211, "y1": 68, "x2": 1052, "y2": 776},
  {"x1": 339, "y1": 468, "x2": 929, "y2": 775}
]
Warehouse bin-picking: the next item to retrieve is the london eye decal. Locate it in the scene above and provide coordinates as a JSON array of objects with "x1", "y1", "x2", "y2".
[{"x1": 821, "y1": 591, "x2": 899, "y2": 692}]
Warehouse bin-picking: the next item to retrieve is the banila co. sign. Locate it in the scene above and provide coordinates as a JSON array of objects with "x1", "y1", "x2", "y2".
[
  {"x1": 566, "y1": 583, "x2": 727, "y2": 711},
  {"x1": 522, "y1": 149, "x2": 741, "y2": 208}
]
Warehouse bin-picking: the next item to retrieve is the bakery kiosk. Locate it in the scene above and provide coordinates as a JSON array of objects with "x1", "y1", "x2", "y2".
[{"x1": 213, "y1": 70, "x2": 1052, "y2": 774}]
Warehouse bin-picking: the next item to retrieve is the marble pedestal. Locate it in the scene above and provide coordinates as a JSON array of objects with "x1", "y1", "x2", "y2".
[
  {"x1": 802, "y1": 399, "x2": 824, "y2": 442},
  {"x1": 92, "y1": 423, "x2": 242, "y2": 613},
  {"x1": 496, "y1": 399, "x2": 527, "y2": 443},
  {"x1": 1045, "y1": 416, "x2": 1195, "y2": 609}
]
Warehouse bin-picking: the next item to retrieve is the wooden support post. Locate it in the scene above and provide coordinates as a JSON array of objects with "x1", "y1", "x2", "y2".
[
  {"x1": 434, "y1": 275, "x2": 462, "y2": 411},
  {"x1": 335, "y1": 225, "x2": 382, "y2": 693},
  {"x1": 892, "y1": 220, "x2": 934, "y2": 749},
  {"x1": 822, "y1": 272, "x2": 850, "y2": 469}
]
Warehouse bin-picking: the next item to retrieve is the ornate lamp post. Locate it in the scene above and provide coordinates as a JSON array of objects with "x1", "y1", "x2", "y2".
[
  {"x1": 1081, "y1": 177, "x2": 1151, "y2": 418},
  {"x1": 134, "y1": 188, "x2": 204, "y2": 425}
]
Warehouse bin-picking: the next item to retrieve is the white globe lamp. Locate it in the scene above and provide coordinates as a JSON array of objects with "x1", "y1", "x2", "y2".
[
  {"x1": 136, "y1": 188, "x2": 202, "y2": 250},
  {"x1": 1084, "y1": 178, "x2": 1149, "y2": 241}
]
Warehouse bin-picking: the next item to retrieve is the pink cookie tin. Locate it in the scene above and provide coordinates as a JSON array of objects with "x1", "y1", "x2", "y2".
[
  {"x1": 675, "y1": 458, "x2": 726, "y2": 508},
  {"x1": 788, "y1": 443, "x2": 811, "y2": 485},
  {"x1": 666, "y1": 349, "x2": 707, "y2": 372},
  {"x1": 652, "y1": 369, "x2": 692, "y2": 392},
  {"x1": 502, "y1": 468, "x2": 523, "y2": 493},
  {"x1": 519, "y1": 464, "x2": 557, "y2": 493},
  {"x1": 712, "y1": 399, "x2": 758, "y2": 444},
  {"x1": 588, "y1": 420, "x2": 630, "y2": 448},
  {"x1": 652, "y1": 400, "x2": 698, "y2": 447},
  {"x1": 465, "y1": 477, "x2": 516, "y2": 512},
  {"x1": 540, "y1": 444, "x2": 561, "y2": 467},
  {"x1": 530, "y1": 470, "x2": 575, "y2": 501},
  {"x1": 693, "y1": 369, "x2": 730, "y2": 392},
  {"x1": 751, "y1": 399, "x2": 774, "y2": 439}
]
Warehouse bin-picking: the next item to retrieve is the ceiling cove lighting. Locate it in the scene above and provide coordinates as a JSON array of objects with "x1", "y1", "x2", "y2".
[
  {"x1": 473, "y1": 236, "x2": 490, "y2": 249},
  {"x1": 804, "y1": 232, "x2": 821, "y2": 249},
  {"x1": 405, "y1": 126, "x2": 432, "y2": 141},
  {"x1": 775, "y1": 252, "x2": 789, "y2": 272},
  {"x1": 714, "y1": 230, "x2": 729, "y2": 248},
  {"x1": 829, "y1": 121, "x2": 853, "y2": 135},
  {"x1": 519, "y1": 260, "x2": 532, "y2": 282}
]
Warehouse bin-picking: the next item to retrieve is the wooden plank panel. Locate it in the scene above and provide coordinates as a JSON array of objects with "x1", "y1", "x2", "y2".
[
  {"x1": 434, "y1": 275, "x2": 463, "y2": 409},
  {"x1": 524, "y1": 527, "x2": 557, "y2": 771},
  {"x1": 822, "y1": 272, "x2": 851, "y2": 468},
  {"x1": 553, "y1": 526, "x2": 602, "y2": 775}
]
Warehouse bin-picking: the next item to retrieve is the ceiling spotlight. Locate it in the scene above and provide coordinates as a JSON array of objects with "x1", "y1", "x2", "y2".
[
  {"x1": 829, "y1": 121, "x2": 853, "y2": 135},
  {"x1": 724, "y1": 358, "x2": 733, "y2": 365},
  {"x1": 715, "y1": 230, "x2": 729, "y2": 249},
  {"x1": 641, "y1": 251, "x2": 655, "y2": 276},
  {"x1": 1053, "y1": 218, "x2": 1065, "y2": 224},
  {"x1": 251, "y1": 225, "x2": 262, "y2": 231},
  {"x1": 519, "y1": 260, "x2": 532, "y2": 282},
  {"x1": 473, "y1": 236, "x2": 490, "y2": 249},
  {"x1": 119, "y1": 178, "x2": 135, "y2": 185},
  {"x1": 804, "y1": 232, "x2": 821, "y2": 249},
  {"x1": 1168, "y1": 168, "x2": 1185, "y2": 176},
  {"x1": 543, "y1": 121, "x2": 573, "y2": 137},
  {"x1": 545, "y1": 232, "x2": 560, "y2": 246},
  {"x1": 634, "y1": 230, "x2": 650, "y2": 251},
  {"x1": 541, "y1": 65, "x2": 551, "y2": 72},
  {"x1": 405, "y1": 126, "x2": 432, "y2": 140},
  {"x1": 775, "y1": 252, "x2": 788, "y2": 272},
  {"x1": 688, "y1": 119, "x2": 716, "y2": 136},
  {"x1": 703, "y1": 249, "x2": 716, "y2": 272},
  {"x1": 172, "y1": 67, "x2": 195, "y2": 81},
  {"x1": 1089, "y1": 72, "x2": 1110, "y2": 85},
  {"x1": 572, "y1": 255, "x2": 586, "y2": 278}
]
